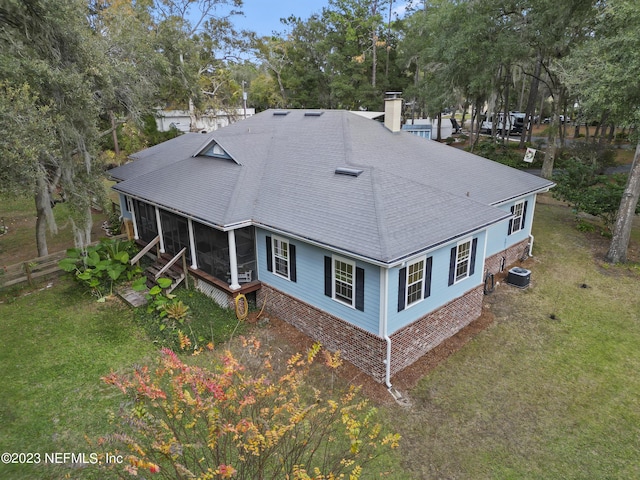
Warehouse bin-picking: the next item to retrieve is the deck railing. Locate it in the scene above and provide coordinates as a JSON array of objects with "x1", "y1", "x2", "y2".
[{"x1": 130, "y1": 235, "x2": 160, "y2": 267}]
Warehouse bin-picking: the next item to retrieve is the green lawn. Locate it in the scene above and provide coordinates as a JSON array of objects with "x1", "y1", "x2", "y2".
[{"x1": 0, "y1": 279, "x2": 155, "y2": 480}]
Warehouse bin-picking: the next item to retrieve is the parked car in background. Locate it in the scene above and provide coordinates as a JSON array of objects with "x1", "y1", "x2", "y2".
[
  {"x1": 481, "y1": 112, "x2": 527, "y2": 135},
  {"x1": 543, "y1": 115, "x2": 570, "y2": 124}
]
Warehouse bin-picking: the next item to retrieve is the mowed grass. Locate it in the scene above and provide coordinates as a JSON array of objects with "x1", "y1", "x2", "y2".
[
  {"x1": 389, "y1": 197, "x2": 640, "y2": 479},
  {"x1": 0, "y1": 279, "x2": 155, "y2": 480}
]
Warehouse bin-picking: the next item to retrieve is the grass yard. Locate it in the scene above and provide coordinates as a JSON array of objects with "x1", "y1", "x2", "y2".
[
  {"x1": 0, "y1": 278, "x2": 155, "y2": 479},
  {"x1": 387, "y1": 196, "x2": 640, "y2": 479}
]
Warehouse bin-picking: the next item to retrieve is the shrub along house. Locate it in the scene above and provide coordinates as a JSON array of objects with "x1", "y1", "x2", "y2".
[{"x1": 109, "y1": 96, "x2": 554, "y2": 388}]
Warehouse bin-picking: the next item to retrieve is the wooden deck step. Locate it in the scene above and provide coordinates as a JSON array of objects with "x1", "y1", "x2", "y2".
[{"x1": 118, "y1": 285, "x2": 149, "y2": 307}]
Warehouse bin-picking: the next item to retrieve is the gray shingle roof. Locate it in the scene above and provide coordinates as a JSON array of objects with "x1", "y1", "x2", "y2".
[{"x1": 110, "y1": 110, "x2": 554, "y2": 263}]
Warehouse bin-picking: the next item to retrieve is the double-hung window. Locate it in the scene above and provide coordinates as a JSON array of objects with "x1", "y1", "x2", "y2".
[
  {"x1": 266, "y1": 235, "x2": 296, "y2": 282},
  {"x1": 511, "y1": 201, "x2": 525, "y2": 233},
  {"x1": 508, "y1": 200, "x2": 528, "y2": 235},
  {"x1": 273, "y1": 237, "x2": 289, "y2": 279},
  {"x1": 455, "y1": 240, "x2": 472, "y2": 282},
  {"x1": 406, "y1": 258, "x2": 425, "y2": 306},
  {"x1": 398, "y1": 256, "x2": 432, "y2": 311},
  {"x1": 333, "y1": 257, "x2": 354, "y2": 307},
  {"x1": 324, "y1": 255, "x2": 365, "y2": 311},
  {"x1": 448, "y1": 237, "x2": 478, "y2": 286}
]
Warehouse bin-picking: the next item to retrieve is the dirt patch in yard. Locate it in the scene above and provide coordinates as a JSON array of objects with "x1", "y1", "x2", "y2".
[{"x1": 250, "y1": 304, "x2": 498, "y2": 407}]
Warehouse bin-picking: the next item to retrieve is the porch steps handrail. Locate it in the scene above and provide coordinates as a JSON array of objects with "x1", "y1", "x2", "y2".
[
  {"x1": 155, "y1": 247, "x2": 187, "y2": 281},
  {"x1": 130, "y1": 236, "x2": 160, "y2": 266}
]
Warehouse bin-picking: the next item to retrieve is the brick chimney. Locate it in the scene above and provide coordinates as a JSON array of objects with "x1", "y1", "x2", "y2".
[{"x1": 384, "y1": 92, "x2": 403, "y2": 132}]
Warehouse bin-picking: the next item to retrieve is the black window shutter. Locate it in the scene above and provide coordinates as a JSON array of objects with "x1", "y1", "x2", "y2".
[
  {"x1": 469, "y1": 238, "x2": 478, "y2": 276},
  {"x1": 355, "y1": 267, "x2": 365, "y2": 311},
  {"x1": 424, "y1": 256, "x2": 433, "y2": 298},
  {"x1": 324, "y1": 256, "x2": 332, "y2": 297},
  {"x1": 266, "y1": 236, "x2": 273, "y2": 272},
  {"x1": 398, "y1": 267, "x2": 407, "y2": 311},
  {"x1": 522, "y1": 201, "x2": 528, "y2": 229},
  {"x1": 289, "y1": 244, "x2": 296, "y2": 282},
  {"x1": 508, "y1": 205, "x2": 515, "y2": 235},
  {"x1": 448, "y1": 247, "x2": 457, "y2": 286}
]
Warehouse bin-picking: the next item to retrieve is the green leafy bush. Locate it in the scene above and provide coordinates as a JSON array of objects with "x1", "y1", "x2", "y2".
[
  {"x1": 133, "y1": 287, "x2": 246, "y2": 352},
  {"x1": 469, "y1": 140, "x2": 536, "y2": 169},
  {"x1": 58, "y1": 238, "x2": 141, "y2": 300},
  {"x1": 553, "y1": 159, "x2": 637, "y2": 233}
]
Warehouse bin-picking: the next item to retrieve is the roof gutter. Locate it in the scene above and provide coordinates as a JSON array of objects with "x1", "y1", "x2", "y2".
[
  {"x1": 114, "y1": 194, "x2": 509, "y2": 268},
  {"x1": 491, "y1": 184, "x2": 555, "y2": 207},
  {"x1": 113, "y1": 190, "x2": 252, "y2": 232}
]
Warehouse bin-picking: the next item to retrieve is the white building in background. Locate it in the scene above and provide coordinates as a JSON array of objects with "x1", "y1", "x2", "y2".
[{"x1": 155, "y1": 108, "x2": 256, "y2": 133}]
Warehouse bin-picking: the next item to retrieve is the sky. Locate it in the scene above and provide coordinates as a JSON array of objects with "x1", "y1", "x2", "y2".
[
  {"x1": 231, "y1": 1, "x2": 410, "y2": 38},
  {"x1": 233, "y1": 0, "x2": 328, "y2": 37}
]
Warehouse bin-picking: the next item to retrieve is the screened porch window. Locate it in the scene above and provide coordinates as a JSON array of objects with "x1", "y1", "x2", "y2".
[
  {"x1": 132, "y1": 199, "x2": 157, "y2": 243},
  {"x1": 193, "y1": 223, "x2": 256, "y2": 283},
  {"x1": 194, "y1": 222, "x2": 229, "y2": 280},
  {"x1": 160, "y1": 210, "x2": 191, "y2": 263}
]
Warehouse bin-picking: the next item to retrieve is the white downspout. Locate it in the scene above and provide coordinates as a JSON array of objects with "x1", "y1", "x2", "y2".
[
  {"x1": 527, "y1": 194, "x2": 539, "y2": 256},
  {"x1": 379, "y1": 268, "x2": 392, "y2": 389}
]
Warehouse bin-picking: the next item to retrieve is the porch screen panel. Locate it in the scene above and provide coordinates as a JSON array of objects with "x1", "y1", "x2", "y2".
[
  {"x1": 193, "y1": 221, "x2": 229, "y2": 281},
  {"x1": 234, "y1": 227, "x2": 256, "y2": 281},
  {"x1": 133, "y1": 199, "x2": 158, "y2": 243},
  {"x1": 159, "y1": 210, "x2": 191, "y2": 263}
]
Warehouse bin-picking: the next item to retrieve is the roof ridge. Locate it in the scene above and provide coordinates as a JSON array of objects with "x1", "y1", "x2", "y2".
[{"x1": 342, "y1": 112, "x2": 388, "y2": 260}]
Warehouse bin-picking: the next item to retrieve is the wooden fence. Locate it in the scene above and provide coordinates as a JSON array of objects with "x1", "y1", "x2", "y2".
[{"x1": 0, "y1": 234, "x2": 127, "y2": 290}]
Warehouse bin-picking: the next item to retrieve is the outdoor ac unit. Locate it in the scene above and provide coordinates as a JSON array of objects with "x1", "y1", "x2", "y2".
[{"x1": 507, "y1": 267, "x2": 531, "y2": 288}]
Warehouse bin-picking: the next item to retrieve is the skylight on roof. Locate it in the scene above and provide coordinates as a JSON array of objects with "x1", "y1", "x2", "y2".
[
  {"x1": 335, "y1": 167, "x2": 363, "y2": 177},
  {"x1": 273, "y1": 111, "x2": 290, "y2": 116},
  {"x1": 304, "y1": 111, "x2": 324, "y2": 117}
]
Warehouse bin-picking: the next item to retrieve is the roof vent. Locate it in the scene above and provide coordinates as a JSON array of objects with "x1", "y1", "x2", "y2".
[
  {"x1": 335, "y1": 167, "x2": 363, "y2": 177},
  {"x1": 304, "y1": 111, "x2": 324, "y2": 117},
  {"x1": 273, "y1": 111, "x2": 290, "y2": 116}
]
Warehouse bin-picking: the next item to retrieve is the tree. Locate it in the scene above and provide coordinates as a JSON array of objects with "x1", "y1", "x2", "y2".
[
  {"x1": 561, "y1": 0, "x2": 640, "y2": 262},
  {"x1": 100, "y1": 341, "x2": 400, "y2": 479},
  {"x1": 152, "y1": 0, "x2": 246, "y2": 130},
  {"x1": 267, "y1": 0, "x2": 407, "y2": 110},
  {"x1": 0, "y1": 0, "x2": 110, "y2": 256}
]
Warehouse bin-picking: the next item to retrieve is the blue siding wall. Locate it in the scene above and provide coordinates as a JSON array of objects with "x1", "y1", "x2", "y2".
[
  {"x1": 486, "y1": 194, "x2": 536, "y2": 257},
  {"x1": 256, "y1": 228, "x2": 380, "y2": 334},
  {"x1": 386, "y1": 230, "x2": 487, "y2": 335}
]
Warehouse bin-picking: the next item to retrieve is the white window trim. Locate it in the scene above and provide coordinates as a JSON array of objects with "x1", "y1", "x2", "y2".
[
  {"x1": 454, "y1": 238, "x2": 472, "y2": 284},
  {"x1": 332, "y1": 255, "x2": 356, "y2": 309},
  {"x1": 125, "y1": 196, "x2": 133, "y2": 214},
  {"x1": 271, "y1": 235, "x2": 290, "y2": 280},
  {"x1": 405, "y1": 256, "x2": 426, "y2": 309},
  {"x1": 511, "y1": 200, "x2": 525, "y2": 234}
]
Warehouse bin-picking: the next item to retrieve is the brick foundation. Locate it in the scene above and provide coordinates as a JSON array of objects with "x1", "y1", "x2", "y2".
[
  {"x1": 484, "y1": 238, "x2": 531, "y2": 276},
  {"x1": 257, "y1": 284, "x2": 388, "y2": 382},
  {"x1": 257, "y1": 283, "x2": 485, "y2": 383},
  {"x1": 389, "y1": 285, "x2": 484, "y2": 376}
]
